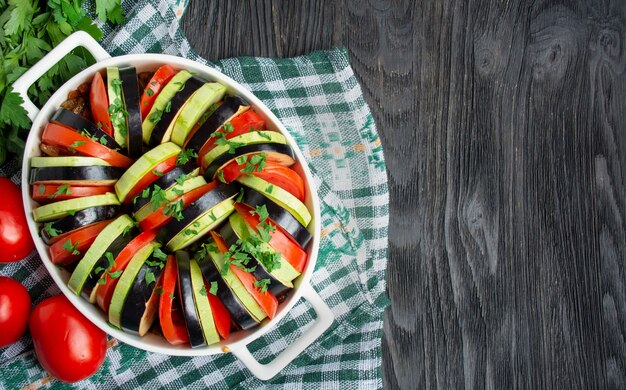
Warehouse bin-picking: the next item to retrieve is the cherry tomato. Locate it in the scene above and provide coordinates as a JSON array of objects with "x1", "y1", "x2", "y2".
[
  {"x1": 0, "y1": 177, "x2": 34, "y2": 263},
  {"x1": 30, "y1": 295, "x2": 107, "y2": 383},
  {"x1": 140, "y1": 65, "x2": 178, "y2": 119},
  {"x1": 0, "y1": 276, "x2": 31, "y2": 347},
  {"x1": 90, "y1": 72, "x2": 113, "y2": 136}
]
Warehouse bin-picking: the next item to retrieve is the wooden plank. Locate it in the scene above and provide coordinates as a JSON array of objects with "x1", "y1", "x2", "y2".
[{"x1": 181, "y1": 1, "x2": 626, "y2": 388}]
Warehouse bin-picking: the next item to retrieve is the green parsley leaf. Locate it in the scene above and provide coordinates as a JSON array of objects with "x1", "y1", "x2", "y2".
[
  {"x1": 145, "y1": 88, "x2": 154, "y2": 96},
  {"x1": 70, "y1": 141, "x2": 86, "y2": 148},
  {"x1": 209, "y1": 281, "x2": 218, "y2": 295},
  {"x1": 47, "y1": 184, "x2": 72, "y2": 199},
  {"x1": 254, "y1": 278, "x2": 271, "y2": 293},
  {"x1": 217, "y1": 170, "x2": 226, "y2": 183},
  {"x1": 38, "y1": 184, "x2": 45, "y2": 195},
  {"x1": 145, "y1": 270, "x2": 156, "y2": 286},
  {"x1": 43, "y1": 222, "x2": 61, "y2": 237},
  {"x1": 152, "y1": 169, "x2": 164, "y2": 177},
  {"x1": 153, "y1": 247, "x2": 168, "y2": 261},
  {"x1": 257, "y1": 131, "x2": 272, "y2": 140},
  {"x1": 99, "y1": 135, "x2": 108, "y2": 146},
  {"x1": 223, "y1": 122, "x2": 234, "y2": 133},
  {"x1": 176, "y1": 149, "x2": 198, "y2": 166},
  {"x1": 108, "y1": 270, "x2": 123, "y2": 279},
  {"x1": 62, "y1": 239, "x2": 80, "y2": 255},
  {"x1": 66, "y1": 209, "x2": 77, "y2": 216},
  {"x1": 150, "y1": 186, "x2": 168, "y2": 211},
  {"x1": 162, "y1": 199, "x2": 184, "y2": 221},
  {"x1": 266, "y1": 184, "x2": 274, "y2": 193},
  {"x1": 199, "y1": 285, "x2": 207, "y2": 296}
]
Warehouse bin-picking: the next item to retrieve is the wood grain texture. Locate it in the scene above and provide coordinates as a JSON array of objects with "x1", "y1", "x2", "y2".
[{"x1": 181, "y1": 1, "x2": 626, "y2": 388}]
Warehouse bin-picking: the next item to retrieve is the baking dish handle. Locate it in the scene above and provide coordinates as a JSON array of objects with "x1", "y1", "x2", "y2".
[
  {"x1": 12, "y1": 31, "x2": 111, "y2": 121},
  {"x1": 231, "y1": 283, "x2": 334, "y2": 381}
]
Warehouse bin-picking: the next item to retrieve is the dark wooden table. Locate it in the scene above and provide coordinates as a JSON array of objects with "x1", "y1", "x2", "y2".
[{"x1": 181, "y1": 1, "x2": 626, "y2": 388}]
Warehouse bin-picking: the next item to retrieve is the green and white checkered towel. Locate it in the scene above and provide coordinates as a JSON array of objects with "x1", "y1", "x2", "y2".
[{"x1": 0, "y1": 1, "x2": 389, "y2": 388}]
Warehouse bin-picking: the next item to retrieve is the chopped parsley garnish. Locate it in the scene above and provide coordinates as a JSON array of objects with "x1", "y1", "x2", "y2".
[
  {"x1": 62, "y1": 239, "x2": 80, "y2": 255},
  {"x1": 66, "y1": 209, "x2": 77, "y2": 216},
  {"x1": 150, "y1": 185, "x2": 168, "y2": 211},
  {"x1": 209, "y1": 281, "x2": 218, "y2": 295},
  {"x1": 43, "y1": 222, "x2": 60, "y2": 237},
  {"x1": 254, "y1": 278, "x2": 271, "y2": 293},
  {"x1": 257, "y1": 131, "x2": 272, "y2": 140},
  {"x1": 236, "y1": 189, "x2": 245, "y2": 203},
  {"x1": 162, "y1": 199, "x2": 184, "y2": 221},
  {"x1": 70, "y1": 140, "x2": 86, "y2": 148},
  {"x1": 38, "y1": 184, "x2": 45, "y2": 195},
  {"x1": 241, "y1": 153, "x2": 266, "y2": 173},
  {"x1": 153, "y1": 247, "x2": 168, "y2": 261},
  {"x1": 176, "y1": 149, "x2": 198, "y2": 166},
  {"x1": 152, "y1": 169, "x2": 164, "y2": 177},
  {"x1": 165, "y1": 100, "x2": 172, "y2": 113},
  {"x1": 223, "y1": 122, "x2": 234, "y2": 133},
  {"x1": 175, "y1": 172, "x2": 192, "y2": 186},
  {"x1": 266, "y1": 184, "x2": 274, "y2": 193},
  {"x1": 48, "y1": 184, "x2": 71, "y2": 199},
  {"x1": 199, "y1": 285, "x2": 207, "y2": 296},
  {"x1": 99, "y1": 135, "x2": 108, "y2": 146},
  {"x1": 216, "y1": 170, "x2": 227, "y2": 183},
  {"x1": 145, "y1": 88, "x2": 154, "y2": 96},
  {"x1": 148, "y1": 108, "x2": 163, "y2": 125},
  {"x1": 145, "y1": 270, "x2": 156, "y2": 286}
]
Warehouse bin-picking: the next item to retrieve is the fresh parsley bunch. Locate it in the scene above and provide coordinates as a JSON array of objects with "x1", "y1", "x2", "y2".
[{"x1": 0, "y1": 0, "x2": 124, "y2": 165}]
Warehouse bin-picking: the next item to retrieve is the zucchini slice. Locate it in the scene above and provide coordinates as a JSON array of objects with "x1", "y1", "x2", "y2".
[
  {"x1": 201, "y1": 130, "x2": 288, "y2": 169},
  {"x1": 236, "y1": 174, "x2": 311, "y2": 227},
  {"x1": 109, "y1": 242, "x2": 159, "y2": 328},
  {"x1": 133, "y1": 175, "x2": 206, "y2": 222},
  {"x1": 40, "y1": 205, "x2": 119, "y2": 244},
  {"x1": 185, "y1": 95, "x2": 250, "y2": 151},
  {"x1": 176, "y1": 250, "x2": 206, "y2": 348},
  {"x1": 29, "y1": 166, "x2": 124, "y2": 185},
  {"x1": 50, "y1": 108, "x2": 120, "y2": 151},
  {"x1": 30, "y1": 156, "x2": 111, "y2": 167},
  {"x1": 142, "y1": 70, "x2": 192, "y2": 143},
  {"x1": 241, "y1": 188, "x2": 312, "y2": 248},
  {"x1": 170, "y1": 83, "x2": 227, "y2": 146},
  {"x1": 33, "y1": 192, "x2": 120, "y2": 222},
  {"x1": 115, "y1": 142, "x2": 182, "y2": 203},
  {"x1": 67, "y1": 214, "x2": 134, "y2": 295},
  {"x1": 119, "y1": 67, "x2": 143, "y2": 158},
  {"x1": 190, "y1": 258, "x2": 220, "y2": 345},
  {"x1": 107, "y1": 67, "x2": 127, "y2": 148}
]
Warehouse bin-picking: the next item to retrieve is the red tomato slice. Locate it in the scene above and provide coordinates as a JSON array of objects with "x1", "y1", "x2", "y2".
[
  {"x1": 233, "y1": 203, "x2": 307, "y2": 272},
  {"x1": 48, "y1": 220, "x2": 112, "y2": 265},
  {"x1": 41, "y1": 123, "x2": 133, "y2": 168},
  {"x1": 90, "y1": 72, "x2": 113, "y2": 136},
  {"x1": 159, "y1": 255, "x2": 190, "y2": 345},
  {"x1": 95, "y1": 230, "x2": 159, "y2": 312},
  {"x1": 140, "y1": 65, "x2": 177, "y2": 119},
  {"x1": 139, "y1": 182, "x2": 218, "y2": 231},
  {"x1": 197, "y1": 110, "x2": 265, "y2": 165},
  {"x1": 220, "y1": 161, "x2": 305, "y2": 201},
  {"x1": 205, "y1": 281, "x2": 231, "y2": 339},
  {"x1": 31, "y1": 184, "x2": 114, "y2": 203},
  {"x1": 210, "y1": 232, "x2": 278, "y2": 319},
  {"x1": 124, "y1": 155, "x2": 179, "y2": 205}
]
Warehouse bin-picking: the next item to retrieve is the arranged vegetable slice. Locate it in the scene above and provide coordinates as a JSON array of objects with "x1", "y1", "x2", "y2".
[
  {"x1": 142, "y1": 70, "x2": 193, "y2": 143},
  {"x1": 51, "y1": 109, "x2": 119, "y2": 150},
  {"x1": 189, "y1": 258, "x2": 220, "y2": 344},
  {"x1": 130, "y1": 165, "x2": 197, "y2": 212},
  {"x1": 107, "y1": 67, "x2": 127, "y2": 148},
  {"x1": 140, "y1": 65, "x2": 177, "y2": 119},
  {"x1": 205, "y1": 144, "x2": 295, "y2": 180},
  {"x1": 197, "y1": 243, "x2": 258, "y2": 330},
  {"x1": 29, "y1": 166, "x2": 124, "y2": 186},
  {"x1": 119, "y1": 67, "x2": 143, "y2": 158},
  {"x1": 201, "y1": 130, "x2": 288, "y2": 170},
  {"x1": 109, "y1": 242, "x2": 159, "y2": 328},
  {"x1": 48, "y1": 220, "x2": 112, "y2": 266},
  {"x1": 115, "y1": 142, "x2": 182, "y2": 203},
  {"x1": 90, "y1": 72, "x2": 113, "y2": 136},
  {"x1": 41, "y1": 123, "x2": 133, "y2": 168},
  {"x1": 41, "y1": 205, "x2": 120, "y2": 244},
  {"x1": 250, "y1": 162, "x2": 305, "y2": 202},
  {"x1": 133, "y1": 175, "x2": 206, "y2": 223},
  {"x1": 175, "y1": 250, "x2": 206, "y2": 348},
  {"x1": 32, "y1": 184, "x2": 114, "y2": 203},
  {"x1": 206, "y1": 284, "x2": 231, "y2": 340},
  {"x1": 237, "y1": 174, "x2": 310, "y2": 227},
  {"x1": 241, "y1": 188, "x2": 312, "y2": 248},
  {"x1": 31, "y1": 156, "x2": 111, "y2": 168},
  {"x1": 170, "y1": 83, "x2": 227, "y2": 146},
  {"x1": 67, "y1": 215, "x2": 135, "y2": 296},
  {"x1": 185, "y1": 95, "x2": 249, "y2": 151},
  {"x1": 159, "y1": 255, "x2": 190, "y2": 345},
  {"x1": 197, "y1": 109, "x2": 265, "y2": 162},
  {"x1": 120, "y1": 252, "x2": 165, "y2": 336},
  {"x1": 210, "y1": 232, "x2": 278, "y2": 319},
  {"x1": 32, "y1": 193, "x2": 120, "y2": 222},
  {"x1": 157, "y1": 183, "x2": 238, "y2": 247},
  {"x1": 96, "y1": 229, "x2": 159, "y2": 312}
]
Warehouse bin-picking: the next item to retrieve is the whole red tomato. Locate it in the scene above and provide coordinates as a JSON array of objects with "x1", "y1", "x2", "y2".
[
  {"x1": 0, "y1": 177, "x2": 34, "y2": 263},
  {"x1": 29, "y1": 295, "x2": 107, "y2": 383},
  {"x1": 0, "y1": 276, "x2": 31, "y2": 347}
]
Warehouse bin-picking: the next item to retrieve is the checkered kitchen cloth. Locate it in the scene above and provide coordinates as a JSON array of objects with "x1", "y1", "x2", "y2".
[{"x1": 0, "y1": 0, "x2": 389, "y2": 388}]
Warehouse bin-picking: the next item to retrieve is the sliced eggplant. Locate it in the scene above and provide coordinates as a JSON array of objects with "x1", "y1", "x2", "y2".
[
  {"x1": 81, "y1": 229, "x2": 136, "y2": 303},
  {"x1": 196, "y1": 246, "x2": 258, "y2": 330},
  {"x1": 204, "y1": 143, "x2": 295, "y2": 179},
  {"x1": 41, "y1": 205, "x2": 120, "y2": 244},
  {"x1": 185, "y1": 96, "x2": 250, "y2": 151},
  {"x1": 157, "y1": 183, "x2": 238, "y2": 245},
  {"x1": 176, "y1": 250, "x2": 206, "y2": 348},
  {"x1": 51, "y1": 108, "x2": 121, "y2": 151},
  {"x1": 120, "y1": 67, "x2": 143, "y2": 158},
  {"x1": 219, "y1": 221, "x2": 291, "y2": 296},
  {"x1": 148, "y1": 77, "x2": 204, "y2": 148},
  {"x1": 241, "y1": 188, "x2": 312, "y2": 248},
  {"x1": 130, "y1": 164, "x2": 198, "y2": 213},
  {"x1": 120, "y1": 257, "x2": 165, "y2": 336},
  {"x1": 30, "y1": 166, "x2": 125, "y2": 185}
]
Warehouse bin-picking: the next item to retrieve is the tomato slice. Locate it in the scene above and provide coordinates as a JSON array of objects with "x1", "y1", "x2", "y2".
[
  {"x1": 210, "y1": 232, "x2": 278, "y2": 319},
  {"x1": 124, "y1": 154, "x2": 179, "y2": 205},
  {"x1": 140, "y1": 65, "x2": 178, "y2": 119},
  {"x1": 32, "y1": 184, "x2": 114, "y2": 203},
  {"x1": 48, "y1": 220, "x2": 112, "y2": 265},
  {"x1": 205, "y1": 281, "x2": 231, "y2": 339},
  {"x1": 233, "y1": 203, "x2": 307, "y2": 272},
  {"x1": 42, "y1": 123, "x2": 133, "y2": 168},
  {"x1": 139, "y1": 182, "x2": 218, "y2": 231},
  {"x1": 197, "y1": 110, "x2": 265, "y2": 165},
  {"x1": 220, "y1": 161, "x2": 305, "y2": 201},
  {"x1": 95, "y1": 230, "x2": 158, "y2": 313},
  {"x1": 159, "y1": 255, "x2": 190, "y2": 345},
  {"x1": 90, "y1": 72, "x2": 113, "y2": 136}
]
